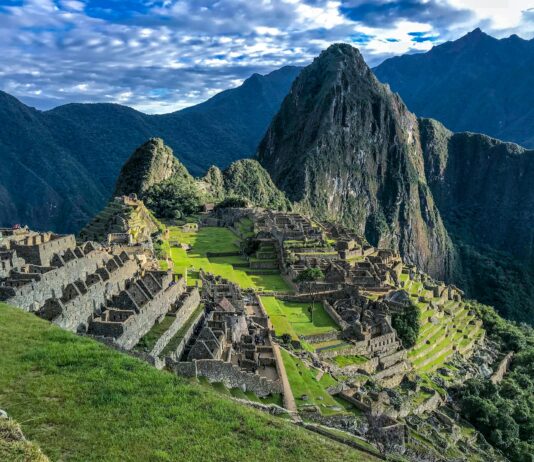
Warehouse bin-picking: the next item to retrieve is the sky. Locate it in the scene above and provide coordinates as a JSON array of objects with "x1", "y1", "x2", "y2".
[{"x1": 0, "y1": 0, "x2": 533, "y2": 113}]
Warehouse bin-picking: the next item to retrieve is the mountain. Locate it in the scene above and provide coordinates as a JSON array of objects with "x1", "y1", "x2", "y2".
[
  {"x1": 258, "y1": 43, "x2": 534, "y2": 323},
  {"x1": 258, "y1": 44, "x2": 454, "y2": 279},
  {"x1": 106, "y1": 138, "x2": 289, "y2": 222},
  {"x1": 114, "y1": 138, "x2": 188, "y2": 198},
  {"x1": 420, "y1": 118, "x2": 534, "y2": 322},
  {"x1": 0, "y1": 66, "x2": 301, "y2": 233},
  {"x1": 374, "y1": 28, "x2": 534, "y2": 148}
]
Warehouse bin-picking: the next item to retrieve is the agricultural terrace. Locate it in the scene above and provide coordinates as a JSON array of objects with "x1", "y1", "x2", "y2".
[
  {"x1": 280, "y1": 349, "x2": 349, "y2": 413},
  {"x1": 400, "y1": 274, "x2": 484, "y2": 373},
  {"x1": 0, "y1": 304, "x2": 375, "y2": 462},
  {"x1": 260, "y1": 296, "x2": 340, "y2": 340},
  {"x1": 165, "y1": 226, "x2": 290, "y2": 292}
]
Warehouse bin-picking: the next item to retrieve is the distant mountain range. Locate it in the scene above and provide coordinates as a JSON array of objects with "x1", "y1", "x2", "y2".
[
  {"x1": 0, "y1": 66, "x2": 301, "y2": 232},
  {"x1": 259, "y1": 42, "x2": 534, "y2": 324},
  {"x1": 374, "y1": 28, "x2": 534, "y2": 148}
]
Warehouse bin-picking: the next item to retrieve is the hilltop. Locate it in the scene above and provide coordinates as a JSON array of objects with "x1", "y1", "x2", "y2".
[
  {"x1": 0, "y1": 66, "x2": 301, "y2": 233},
  {"x1": 258, "y1": 42, "x2": 534, "y2": 324},
  {"x1": 374, "y1": 28, "x2": 534, "y2": 148}
]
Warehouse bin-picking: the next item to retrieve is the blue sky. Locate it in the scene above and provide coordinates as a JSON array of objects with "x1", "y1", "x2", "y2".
[{"x1": 0, "y1": 0, "x2": 532, "y2": 113}]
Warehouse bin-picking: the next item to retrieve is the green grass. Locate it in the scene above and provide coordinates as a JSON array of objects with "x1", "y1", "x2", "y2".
[
  {"x1": 0, "y1": 304, "x2": 375, "y2": 462},
  {"x1": 280, "y1": 349, "x2": 342, "y2": 413},
  {"x1": 236, "y1": 218, "x2": 255, "y2": 238},
  {"x1": 168, "y1": 226, "x2": 289, "y2": 292},
  {"x1": 134, "y1": 315, "x2": 175, "y2": 352},
  {"x1": 260, "y1": 297, "x2": 339, "y2": 338},
  {"x1": 331, "y1": 355, "x2": 369, "y2": 368}
]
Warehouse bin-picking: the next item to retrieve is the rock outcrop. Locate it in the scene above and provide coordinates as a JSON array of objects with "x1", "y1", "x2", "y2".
[{"x1": 258, "y1": 43, "x2": 454, "y2": 279}]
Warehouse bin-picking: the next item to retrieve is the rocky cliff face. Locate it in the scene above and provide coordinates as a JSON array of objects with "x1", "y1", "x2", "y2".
[
  {"x1": 258, "y1": 44, "x2": 454, "y2": 278},
  {"x1": 420, "y1": 118, "x2": 534, "y2": 259},
  {"x1": 114, "y1": 138, "x2": 189, "y2": 197}
]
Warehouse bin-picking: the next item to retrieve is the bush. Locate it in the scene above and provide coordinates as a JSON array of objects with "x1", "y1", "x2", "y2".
[{"x1": 455, "y1": 312, "x2": 534, "y2": 462}]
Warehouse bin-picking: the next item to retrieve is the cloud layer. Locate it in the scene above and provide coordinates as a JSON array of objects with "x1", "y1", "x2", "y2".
[{"x1": 0, "y1": 0, "x2": 532, "y2": 113}]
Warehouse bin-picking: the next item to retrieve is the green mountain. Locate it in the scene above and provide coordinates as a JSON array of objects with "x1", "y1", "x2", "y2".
[
  {"x1": 0, "y1": 66, "x2": 301, "y2": 233},
  {"x1": 258, "y1": 43, "x2": 454, "y2": 280},
  {"x1": 258, "y1": 43, "x2": 534, "y2": 323},
  {"x1": 114, "y1": 138, "x2": 188, "y2": 198},
  {"x1": 374, "y1": 28, "x2": 534, "y2": 148},
  {"x1": 107, "y1": 138, "x2": 289, "y2": 221}
]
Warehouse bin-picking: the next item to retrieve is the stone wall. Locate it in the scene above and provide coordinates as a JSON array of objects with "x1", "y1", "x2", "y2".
[
  {"x1": 172, "y1": 359, "x2": 283, "y2": 397},
  {"x1": 108, "y1": 279, "x2": 186, "y2": 350},
  {"x1": 300, "y1": 330, "x2": 340, "y2": 344},
  {"x1": 12, "y1": 234, "x2": 76, "y2": 266},
  {"x1": 2, "y1": 250, "x2": 111, "y2": 312},
  {"x1": 165, "y1": 309, "x2": 205, "y2": 362},
  {"x1": 379, "y1": 350, "x2": 407, "y2": 369},
  {"x1": 322, "y1": 300, "x2": 350, "y2": 330},
  {"x1": 54, "y1": 259, "x2": 139, "y2": 332},
  {"x1": 150, "y1": 288, "x2": 201, "y2": 357},
  {"x1": 490, "y1": 352, "x2": 514, "y2": 384},
  {"x1": 318, "y1": 342, "x2": 369, "y2": 359}
]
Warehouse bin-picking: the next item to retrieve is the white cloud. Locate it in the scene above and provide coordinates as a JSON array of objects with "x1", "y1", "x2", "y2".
[{"x1": 0, "y1": 0, "x2": 531, "y2": 113}]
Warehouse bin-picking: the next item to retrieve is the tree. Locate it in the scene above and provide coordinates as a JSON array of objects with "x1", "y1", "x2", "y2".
[
  {"x1": 144, "y1": 177, "x2": 204, "y2": 219},
  {"x1": 391, "y1": 302, "x2": 420, "y2": 348},
  {"x1": 294, "y1": 267, "x2": 324, "y2": 322}
]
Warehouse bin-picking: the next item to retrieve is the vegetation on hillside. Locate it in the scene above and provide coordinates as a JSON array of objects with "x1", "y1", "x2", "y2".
[
  {"x1": 0, "y1": 66, "x2": 301, "y2": 233},
  {"x1": 0, "y1": 418, "x2": 49, "y2": 462},
  {"x1": 455, "y1": 303, "x2": 534, "y2": 461},
  {"x1": 145, "y1": 176, "x2": 205, "y2": 219},
  {"x1": 140, "y1": 153, "x2": 290, "y2": 219},
  {"x1": 222, "y1": 159, "x2": 291, "y2": 211},
  {"x1": 454, "y1": 240, "x2": 534, "y2": 325},
  {"x1": 391, "y1": 303, "x2": 420, "y2": 349},
  {"x1": 0, "y1": 303, "x2": 374, "y2": 462}
]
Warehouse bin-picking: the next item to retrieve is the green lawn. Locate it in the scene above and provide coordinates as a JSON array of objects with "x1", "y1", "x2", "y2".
[
  {"x1": 331, "y1": 355, "x2": 369, "y2": 368},
  {"x1": 0, "y1": 304, "x2": 375, "y2": 462},
  {"x1": 261, "y1": 297, "x2": 339, "y2": 338},
  {"x1": 168, "y1": 226, "x2": 289, "y2": 292},
  {"x1": 280, "y1": 349, "x2": 344, "y2": 413}
]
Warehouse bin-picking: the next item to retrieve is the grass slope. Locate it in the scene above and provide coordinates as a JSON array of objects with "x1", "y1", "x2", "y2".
[
  {"x1": 168, "y1": 226, "x2": 289, "y2": 291},
  {"x1": 0, "y1": 304, "x2": 374, "y2": 462},
  {"x1": 0, "y1": 418, "x2": 49, "y2": 462},
  {"x1": 261, "y1": 297, "x2": 339, "y2": 338}
]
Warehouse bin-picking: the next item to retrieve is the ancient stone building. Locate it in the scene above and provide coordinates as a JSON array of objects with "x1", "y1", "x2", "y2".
[{"x1": 170, "y1": 272, "x2": 284, "y2": 397}]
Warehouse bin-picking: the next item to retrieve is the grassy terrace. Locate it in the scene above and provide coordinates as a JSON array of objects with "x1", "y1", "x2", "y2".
[
  {"x1": 331, "y1": 355, "x2": 369, "y2": 368},
  {"x1": 280, "y1": 349, "x2": 344, "y2": 412},
  {"x1": 401, "y1": 276, "x2": 484, "y2": 373},
  {"x1": 160, "y1": 304, "x2": 205, "y2": 357},
  {"x1": 133, "y1": 314, "x2": 175, "y2": 352},
  {"x1": 0, "y1": 304, "x2": 376, "y2": 462},
  {"x1": 260, "y1": 296, "x2": 339, "y2": 339},
  {"x1": 167, "y1": 226, "x2": 289, "y2": 292}
]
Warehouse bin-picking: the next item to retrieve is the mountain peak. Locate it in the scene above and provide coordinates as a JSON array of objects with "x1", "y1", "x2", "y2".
[
  {"x1": 258, "y1": 44, "x2": 453, "y2": 278},
  {"x1": 114, "y1": 138, "x2": 187, "y2": 198}
]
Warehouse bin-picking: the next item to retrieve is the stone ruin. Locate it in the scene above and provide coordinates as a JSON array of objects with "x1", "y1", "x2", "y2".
[
  {"x1": 0, "y1": 226, "x2": 188, "y2": 351},
  {"x1": 169, "y1": 272, "x2": 284, "y2": 397},
  {"x1": 79, "y1": 195, "x2": 158, "y2": 246}
]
